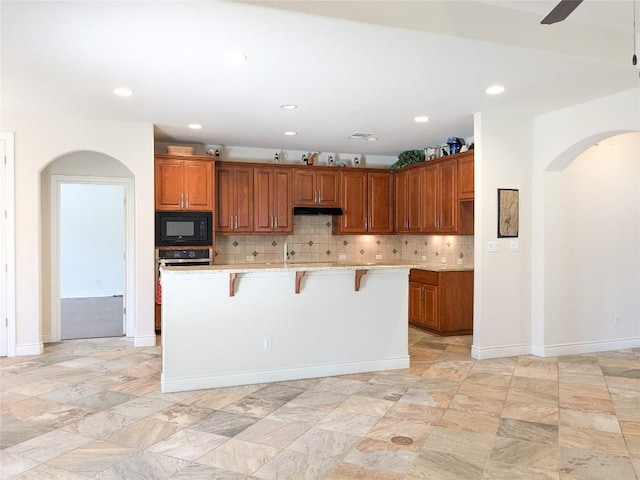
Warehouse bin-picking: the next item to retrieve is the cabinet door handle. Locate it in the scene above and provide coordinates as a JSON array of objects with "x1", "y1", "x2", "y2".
[
  {"x1": 230, "y1": 216, "x2": 233, "y2": 229},
  {"x1": 180, "y1": 193, "x2": 184, "y2": 209},
  {"x1": 275, "y1": 217, "x2": 278, "y2": 229},
  {"x1": 235, "y1": 216, "x2": 238, "y2": 230},
  {"x1": 270, "y1": 217, "x2": 274, "y2": 230},
  {"x1": 185, "y1": 193, "x2": 189, "y2": 209}
]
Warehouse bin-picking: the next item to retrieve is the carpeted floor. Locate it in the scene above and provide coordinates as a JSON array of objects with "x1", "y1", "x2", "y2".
[{"x1": 61, "y1": 296, "x2": 124, "y2": 339}]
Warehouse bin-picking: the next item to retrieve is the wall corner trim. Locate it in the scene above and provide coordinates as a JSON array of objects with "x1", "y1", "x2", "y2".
[
  {"x1": 134, "y1": 335, "x2": 157, "y2": 348},
  {"x1": 14, "y1": 342, "x2": 44, "y2": 356},
  {"x1": 471, "y1": 343, "x2": 531, "y2": 360}
]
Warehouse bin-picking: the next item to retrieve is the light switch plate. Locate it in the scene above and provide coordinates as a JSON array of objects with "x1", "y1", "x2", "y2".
[
  {"x1": 375, "y1": 254, "x2": 383, "y2": 260},
  {"x1": 245, "y1": 256, "x2": 254, "y2": 261},
  {"x1": 421, "y1": 256, "x2": 427, "y2": 261},
  {"x1": 441, "y1": 257, "x2": 447, "y2": 263},
  {"x1": 510, "y1": 241, "x2": 519, "y2": 252},
  {"x1": 339, "y1": 254, "x2": 347, "y2": 260},
  {"x1": 488, "y1": 241, "x2": 500, "y2": 252}
]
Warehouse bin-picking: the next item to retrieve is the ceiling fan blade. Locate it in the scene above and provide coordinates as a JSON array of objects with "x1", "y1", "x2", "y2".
[{"x1": 541, "y1": 0, "x2": 584, "y2": 25}]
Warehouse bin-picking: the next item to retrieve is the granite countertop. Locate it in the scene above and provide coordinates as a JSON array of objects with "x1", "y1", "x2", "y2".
[{"x1": 161, "y1": 261, "x2": 473, "y2": 274}]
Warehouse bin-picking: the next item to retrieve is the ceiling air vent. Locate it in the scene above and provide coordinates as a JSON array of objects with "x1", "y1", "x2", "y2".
[{"x1": 347, "y1": 132, "x2": 374, "y2": 140}]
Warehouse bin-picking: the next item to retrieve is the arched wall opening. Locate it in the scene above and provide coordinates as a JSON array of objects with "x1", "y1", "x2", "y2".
[
  {"x1": 40, "y1": 151, "x2": 136, "y2": 343},
  {"x1": 542, "y1": 131, "x2": 639, "y2": 352}
]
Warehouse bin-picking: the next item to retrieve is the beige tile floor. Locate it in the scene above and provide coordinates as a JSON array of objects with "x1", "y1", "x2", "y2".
[{"x1": 1, "y1": 328, "x2": 638, "y2": 479}]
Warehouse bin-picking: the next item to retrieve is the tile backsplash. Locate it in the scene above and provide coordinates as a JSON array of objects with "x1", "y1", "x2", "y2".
[{"x1": 215, "y1": 215, "x2": 474, "y2": 266}]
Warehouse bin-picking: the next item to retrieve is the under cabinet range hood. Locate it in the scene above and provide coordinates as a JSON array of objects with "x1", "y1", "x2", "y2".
[{"x1": 293, "y1": 206, "x2": 343, "y2": 216}]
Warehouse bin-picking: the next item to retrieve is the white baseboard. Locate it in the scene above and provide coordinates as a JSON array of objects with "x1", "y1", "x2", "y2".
[
  {"x1": 531, "y1": 337, "x2": 640, "y2": 357},
  {"x1": 15, "y1": 342, "x2": 44, "y2": 356},
  {"x1": 472, "y1": 337, "x2": 640, "y2": 360},
  {"x1": 134, "y1": 335, "x2": 157, "y2": 348},
  {"x1": 161, "y1": 356, "x2": 410, "y2": 393},
  {"x1": 471, "y1": 343, "x2": 531, "y2": 360}
]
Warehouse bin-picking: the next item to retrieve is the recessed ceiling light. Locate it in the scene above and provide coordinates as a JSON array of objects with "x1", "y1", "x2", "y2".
[
  {"x1": 283, "y1": 131, "x2": 297, "y2": 136},
  {"x1": 223, "y1": 49, "x2": 248, "y2": 65},
  {"x1": 113, "y1": 87, "x2": 133, "y2": 97},
  {"x1": 365, "y1": 137, "x2": 378, "y2": 142},
  {"x1": 188, "y1": 124, "x2": 202, "y2": 130},
  {"x1": 414, "y1": 116, "x2": 430, "y2": 123},
  {"x1": 486, "y1": 85, "x2": 505, "y2": 95},
  {"x1": 280, "y1": 104, "x2": 298, "y2": 110}
]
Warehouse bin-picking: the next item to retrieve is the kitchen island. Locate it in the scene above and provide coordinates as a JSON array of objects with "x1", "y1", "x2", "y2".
[{"x1": 160, "y1": 261, "x2": 427, "y2": 393}]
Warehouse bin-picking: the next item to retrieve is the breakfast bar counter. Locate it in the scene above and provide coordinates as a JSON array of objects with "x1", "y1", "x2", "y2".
[{"x1": 160, "y1": 261, "x2": 469, "y2": 393}]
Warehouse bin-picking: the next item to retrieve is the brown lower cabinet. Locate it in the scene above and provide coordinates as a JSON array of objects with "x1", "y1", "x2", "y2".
[{"x1": 409, "y1": 269, "x2": 473, "y2": 335}]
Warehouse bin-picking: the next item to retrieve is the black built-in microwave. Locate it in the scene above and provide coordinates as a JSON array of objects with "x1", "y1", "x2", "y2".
[{"x1": 155, "y1": 211, "x2": 212, "y2": 247}]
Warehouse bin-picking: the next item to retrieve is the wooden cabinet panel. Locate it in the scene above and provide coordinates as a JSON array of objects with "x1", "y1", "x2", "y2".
[
  {"x1": 408, "y1": 269, "x2": 473, "y2": 336},
  {"x1": 368, "y1": 172, "x2": 394, "y2": 234},
  {"x1": 408, "y1": 282, "x2": 424, "y2": 325},
  {"x1": 336, "y1": 171, "x2": 367, "y2": 233},
  {"x1": 335, "y1": 170, "x2": 393, "y2": 234},
  {"x1": 216, "y1": 166, "x2": 234, "y2": 231},
  {"x1": 183, "y1": 161, "x2": 214, "y2": 210},
  {"x1": 273, "y1": 169, "x2": 293, "y2": 233},
  {"x1": 437, "y1": 159, "x2": 458, "y2": 233},
  {"x1": 155, "y1": 159, "x2": 183, "y2": 210},
  {"x1": 293, "y1": 168, "x2": 340, "y2": 207},
  {"x1": 422, "y1": 284, "x2": 438, "y2": 329},
  {"x1": 457, "y1": 151, "x2": 474, "y2": 200},
  {"x1": 253, "y1": 167, "x2": 293, "y2": 234},
  {"x1": 394, "y1": 169, "x2": 423, "y2": 233},
  {"x1": 215, "y1": 164, "x2": 253, "y2": 234},
  {"x1": 155, "y1": 155, "x2": 214, "y2": 211},
  {"x1": 423, "y1": 165, "x2": 438, "y2": 233},
  {"x1": 317, "y1": 170, "x2": 340, "y2": 206},
  {"x1": 232, "y1": 166, "x2": 254, "y2": 233},
  {"x1": 293, "y1": 170, "x2": 316, "y2": 206},
  {"x1": 422, "y1": 158, "x2": 457, "y2": 233}
]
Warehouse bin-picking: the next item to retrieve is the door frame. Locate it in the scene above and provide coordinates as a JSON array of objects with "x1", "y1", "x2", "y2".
[
  {"x1": 0, "y1": 133, "x2": 16, "y2": 356},
  {"x1": 50, "y1": 175, "x2": 135, "y2": 341}
]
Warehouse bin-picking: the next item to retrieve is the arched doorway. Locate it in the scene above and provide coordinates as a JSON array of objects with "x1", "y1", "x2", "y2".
[
  {"x1": 543, "y1": 131, "x2": 639, "y2": 352},
  {"x1": 41, "y1": 152, "x2": 135, "y2": 342}
]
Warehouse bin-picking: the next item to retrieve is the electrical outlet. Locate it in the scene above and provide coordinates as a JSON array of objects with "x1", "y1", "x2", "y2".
[
  {"x1": 339, "y1": 254, "x2": 347, "y2": 260},
  {"x1": 457, "y1": 258, "x2": 463, "y2": 265},
  {"x1": 245, "y1": 256, "x2": 254, "y2": 261},
  {"x1": 488, "y1": 241, "x2": 500, "y2": 252},
  {"x1": 263, "y1": 336, "x2": 272, "y2": 350},
  {"x1": 421, "y1": 256, "x2": 427, "y2": 261},
  {"x1": 375, "y1": 254, "x2": 383, "y2": 260},
  {"x1": 441, "y1": 256, "x2": 447, "y2": 263},
  {"x1": 510, "y1": 241, "x2": 519, "y2": 252},
  {"x1": 614, "y1": 314, "x2": 620, "y2": 326}
]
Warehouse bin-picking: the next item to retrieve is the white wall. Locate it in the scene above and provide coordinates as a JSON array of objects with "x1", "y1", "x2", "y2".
[
  {"x1": 544, "y1": 132, "x2": 639, "y2": 349},
  {"x1": 60, "y1": 183, "x2": 124, "y2": 298},
  {"x1": 3, "y1": 113, "x2": 155, "y2": 355},
  {"x1": 471, "y1": 110, "x2": 533, "y2": 358}
]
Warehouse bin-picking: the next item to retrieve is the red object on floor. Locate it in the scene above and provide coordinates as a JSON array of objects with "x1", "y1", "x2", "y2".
[{"x1": 156, "y1": 276, "x2": 162, "y2": 304}]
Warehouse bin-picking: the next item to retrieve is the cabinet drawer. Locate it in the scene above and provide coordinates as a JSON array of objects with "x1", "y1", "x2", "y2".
[{"x1": 409, "y1": 269, "x2": 438, "y2": 285}]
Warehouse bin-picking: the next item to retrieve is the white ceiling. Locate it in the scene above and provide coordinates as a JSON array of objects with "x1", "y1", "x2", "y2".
[{"x1": 1, "y1": 0, "x2": 638, "y2": 157}]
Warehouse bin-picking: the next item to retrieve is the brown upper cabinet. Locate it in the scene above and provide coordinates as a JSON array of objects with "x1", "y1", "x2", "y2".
[
  {"x1": 155, "y1": 154, "x2": 214, "y2": 211},
  {"x1": 216, "y1": 164, "x2": 254, "y2": 234},
  {"x1": 293, "y1": 168, "x2": 340, "y2": 207},
  {"x1": 394, "y1": 167, "x2": 424, "y2": 234},
  {"x1": 423, "y1": 157, "x2": 458, "y2": 234},
  {"x1": 253, "y1": 167, "x2": 293, "y2": 234},
  {"x1": 334, "y1": 170, "x2": 394, "y2": 234},
  {"x1": 457, "y1": 150, "x2": 474, "y2": 201}
]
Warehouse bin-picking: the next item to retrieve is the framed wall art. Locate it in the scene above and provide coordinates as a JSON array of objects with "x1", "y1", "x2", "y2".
[{"x1": 498, "y1": 188, "x2": 519, "y2": 238}]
